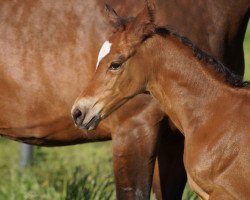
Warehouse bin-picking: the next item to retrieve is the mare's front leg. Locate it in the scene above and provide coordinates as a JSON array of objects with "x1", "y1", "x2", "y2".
[
  {"x1": 152, "y1": 124, "x2": 186, "y2": 200},
  {"x1": 109, "y1": 95, "x2": 164, "y2": 200}
]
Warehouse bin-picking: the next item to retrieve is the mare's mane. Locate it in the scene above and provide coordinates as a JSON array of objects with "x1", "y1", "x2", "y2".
[{"x1": 155, "y1": 27, "x2": 250, "y2": 87}]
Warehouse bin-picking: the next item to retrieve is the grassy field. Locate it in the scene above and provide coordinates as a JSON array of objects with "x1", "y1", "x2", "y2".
[
  {"x1": 0, "y1": 25, "x2": 249, "y2": 200},
  {"x1": 0, "y1": 141, "x2": 115, "y2": 200},
  {"x1": 244, "y1": 24, "x2": 250, "y2": 80}
]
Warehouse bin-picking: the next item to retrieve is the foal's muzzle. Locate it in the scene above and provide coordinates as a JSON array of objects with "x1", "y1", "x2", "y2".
[{"x1": 72, "y1": 107, "x2": 101, "y2": 131}]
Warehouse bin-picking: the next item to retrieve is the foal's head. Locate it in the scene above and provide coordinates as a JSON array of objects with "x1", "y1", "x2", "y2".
[{"x1": 72, "y1": 2, "x2": 156, "y2": 130}]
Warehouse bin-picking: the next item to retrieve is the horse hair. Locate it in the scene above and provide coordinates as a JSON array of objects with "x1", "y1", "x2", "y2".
[{"x1": 155, "y1": 26, "x2": 250, "y2": 87}]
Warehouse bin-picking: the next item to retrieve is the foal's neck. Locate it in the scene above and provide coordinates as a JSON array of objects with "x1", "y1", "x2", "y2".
[{"x1": 146, "y1": 36, "x2": 240, "y2": 134}]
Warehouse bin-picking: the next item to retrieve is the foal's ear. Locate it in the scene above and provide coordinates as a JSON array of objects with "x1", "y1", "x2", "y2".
[
  {"x1": 105, "y1": 4, "x2": 127, "y2": 32},
  {"x1": 144, "y1": 0, "x2": 156, "y2": 23},
  {"x1": 132, "y1": 0, "x2": 156, "y2": 40}
]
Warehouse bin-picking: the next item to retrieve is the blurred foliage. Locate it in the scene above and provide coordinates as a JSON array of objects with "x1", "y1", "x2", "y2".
[
  {"x1": 244, "y1": 23, "x2": 250, "y2": 80},
  {"x1": 0, "y1": 139, "x2": 115, "y2": 200}
]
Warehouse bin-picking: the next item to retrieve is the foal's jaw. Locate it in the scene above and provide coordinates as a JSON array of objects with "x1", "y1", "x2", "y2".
[{"x1": 71, "y1": 98, "x2": 103, "y2": 131}]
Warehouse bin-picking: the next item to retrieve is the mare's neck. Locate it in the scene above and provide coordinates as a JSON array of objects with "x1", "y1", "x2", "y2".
[{"x1": 146, "y1": 36, "x2": 237, "y2": 135}]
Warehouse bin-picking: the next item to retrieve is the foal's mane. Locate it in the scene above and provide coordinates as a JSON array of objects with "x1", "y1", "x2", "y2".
[{"x1": 155, "y1": 27, "x2": 250, "y2": 87}]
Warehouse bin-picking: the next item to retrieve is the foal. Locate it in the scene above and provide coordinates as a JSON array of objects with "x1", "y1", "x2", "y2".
[{"x1": 72, "y1": 3, "x2": 250, "y2": 200}]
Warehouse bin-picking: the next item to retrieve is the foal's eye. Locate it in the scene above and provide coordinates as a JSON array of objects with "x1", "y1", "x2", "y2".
[{"x1": 109, "y1": 62, "x2": 122, "y2": 70}]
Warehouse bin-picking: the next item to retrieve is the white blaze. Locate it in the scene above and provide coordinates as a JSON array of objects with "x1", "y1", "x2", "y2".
[{"x1": 96, "y1": 41, "x2": 112, "y2": 69}]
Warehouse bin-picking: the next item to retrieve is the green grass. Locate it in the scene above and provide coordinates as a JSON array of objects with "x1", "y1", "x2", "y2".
[
  {"x1": 0, "y1": 139, "x2": 200, "y2": 200},
  {"x1": 0, "y1": 140, "x2": 115, "y2": 200},
  {"x1": 1, "y1": 139, "x2": 199, "y2": 200},
  {"x1": 244, "y1": 24, "x2": 250, "y2": 80},
  {"x1": 0, "y1": 23, "x2": 249, "y2": 200}
]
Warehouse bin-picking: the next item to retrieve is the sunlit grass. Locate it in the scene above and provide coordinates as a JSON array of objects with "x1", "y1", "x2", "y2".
[{"x1": 0, "y1": 139, "x2": 115, "y2": 200}]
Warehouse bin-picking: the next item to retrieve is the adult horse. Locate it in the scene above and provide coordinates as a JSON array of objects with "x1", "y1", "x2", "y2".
[
  {"x1": 71, "y1": 2, "x2": 250, "y2": 199},
  {"x1": 1, "y1": 0, "x2": 249, "y2": 199},
  {"x1": 0, "y1": 1, "x2": 182, "y2": 199}
]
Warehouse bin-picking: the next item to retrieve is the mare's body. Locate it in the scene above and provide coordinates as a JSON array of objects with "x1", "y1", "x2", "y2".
[
  {"x1": 72, "y1": 2, "x2": 250, "y2": 199},
  {"x1": 1, "y1": 0, "x2": 249, "y2": 199},
  {"x1": 0, "y1": 1, "x2": 179, "y2": 199}
]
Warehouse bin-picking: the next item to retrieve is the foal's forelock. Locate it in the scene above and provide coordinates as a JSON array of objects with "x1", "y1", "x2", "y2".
[{"x1": 96, "y1": 41, "x2": 112, "y2": 69}]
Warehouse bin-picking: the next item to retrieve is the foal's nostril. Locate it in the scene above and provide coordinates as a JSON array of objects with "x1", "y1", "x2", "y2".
[{"x1": 73, "y1": 108, "x2": 82, "y2": 122}]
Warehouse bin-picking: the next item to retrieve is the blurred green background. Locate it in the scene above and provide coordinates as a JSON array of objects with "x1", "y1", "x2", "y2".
[
  {"x1": 0, "y1": 24, "x2": 249, "y2": 200},
  {"x1": 244, "y1": 23, "x2": 250, "y2": 80}
]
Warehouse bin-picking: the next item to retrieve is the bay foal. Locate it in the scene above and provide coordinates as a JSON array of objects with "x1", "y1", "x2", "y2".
[{"x1": 72, "y1": 3, "x2": 250, "y2": 200}]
